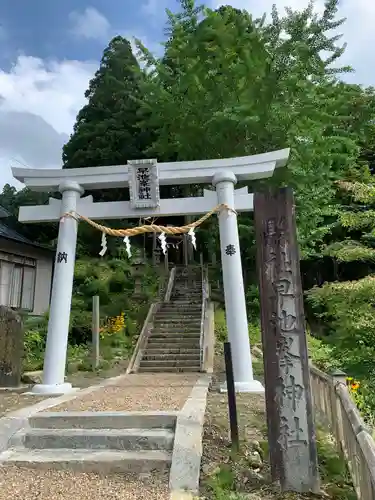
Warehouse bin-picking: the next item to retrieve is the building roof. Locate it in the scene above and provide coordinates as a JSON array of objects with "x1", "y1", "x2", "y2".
[
  {"x1": 0, "y1": 206, "x2": 10, "y2": 218},
  {"x1": 0, "y1": 205, "x2": 54, "y2": 252}
]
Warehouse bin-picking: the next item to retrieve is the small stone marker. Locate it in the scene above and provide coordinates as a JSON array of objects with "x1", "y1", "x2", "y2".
[
  {"x1": 0, "y1": 306, "x2": 24, "y2": 387},
  {"x1": 254, "y1": 188, "x2": 320, "y2": 493}
]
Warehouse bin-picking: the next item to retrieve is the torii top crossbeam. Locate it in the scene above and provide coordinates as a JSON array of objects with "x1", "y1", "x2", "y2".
[{"x1": 12, "y1": 149, "x2": 289, "y2": 191}]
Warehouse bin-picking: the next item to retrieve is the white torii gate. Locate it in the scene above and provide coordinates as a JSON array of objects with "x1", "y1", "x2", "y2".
[{"x1": 12, "y1": 149, "x2": 289, "y2": 395}]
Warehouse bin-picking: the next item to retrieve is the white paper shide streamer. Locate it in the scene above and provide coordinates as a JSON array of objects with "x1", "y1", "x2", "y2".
[
  {"x1": 123, "y1": 236, "x2": 132, "y2": 258},
  {"x1": 159, "y1": 232, "x2": 167, "y2": 255},
  {"x1": 188, "y1": 227, "x2": 196, "y2": 250},
  {"x1": 99, "y1": 232, "x2": 107, "y2": 257}
]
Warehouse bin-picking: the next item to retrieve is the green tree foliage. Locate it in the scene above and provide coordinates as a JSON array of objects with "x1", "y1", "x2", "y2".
[
  {"x1": 62, "y1": 36, "x2": 151, "y2": 170},
  {"x1": 306, "y1": 276, "x2": 375, "y2": 423},
  {"x1": 0, "y1": 184, "x2": 56, "y2": 245},
  {"x1": 62, "y1": 36, "x2": 156, "y2": 249},
  {"x1": 136, "y1": 0, "x2": 374, "y2": 256}
]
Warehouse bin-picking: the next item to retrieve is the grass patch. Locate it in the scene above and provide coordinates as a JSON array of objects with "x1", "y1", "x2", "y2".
[{"x1": 200, "y1": 387, "x2": 356, "y2": 499}]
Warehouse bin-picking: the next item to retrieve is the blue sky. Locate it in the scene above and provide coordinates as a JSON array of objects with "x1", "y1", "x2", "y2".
[
  {"x1": 0, "y1": 0, "x2": 374, "y2": 189},
  {"x1": 0, "y1": 0, "x2": 173, "y2": 68}
]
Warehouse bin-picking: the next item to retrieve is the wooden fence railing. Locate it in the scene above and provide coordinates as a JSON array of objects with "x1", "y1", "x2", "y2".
[{"x1": 310, "y1": 365, "x2": 375, "y2": 499}]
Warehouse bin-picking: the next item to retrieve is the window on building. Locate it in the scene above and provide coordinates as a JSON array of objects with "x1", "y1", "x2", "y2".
[{"x1": 0, "y1": 257, "x2": 36, "y2": 311}]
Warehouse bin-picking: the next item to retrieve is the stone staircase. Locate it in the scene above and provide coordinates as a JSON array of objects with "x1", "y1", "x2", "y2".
[
  {"x1": 2, "y1": 411, "x2": 176, "y2": 474},
  {"x1": 138, "y1": 267, "x2": 203, "y2": 373}
]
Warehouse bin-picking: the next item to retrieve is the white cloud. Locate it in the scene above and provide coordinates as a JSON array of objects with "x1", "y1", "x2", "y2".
[
  {"x1": 211, "y1": 0, "x2": 375, "y2": 87},
  {"x1": 0, "y1": 24, "x2": 162, "y2": 193},
  {"x1": 0, "y1": 56, "x2": 97, "y2": 190},
  {"x1": 69, "y1": 7, "x2": 111, "y2": 42}
]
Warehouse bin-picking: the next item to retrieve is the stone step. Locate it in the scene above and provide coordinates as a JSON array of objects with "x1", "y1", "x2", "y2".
[
  {"x1": 172, "y1": 296, "x2": 201, "y2": 299},
  {"x1": 168, "y1": 295, "x2": 202, "y2": 299},
  {"x1": 139, "y1": 359, "x2": 200, "y2": 368},
  {"x1": 147, "y1": 337, "x2": 200, "y2": 344},
  {"x1": 169, "y1": 292, "x2": 202, "y2": 296},
  {"x1": 138, "y1": 366, "x2": 200, "y2": 373},
  {"x1": 23, "y1": 428, "x2": 174, "y2": 451},
  {"x1": 145, "y1": 348, "x2": 200, "y2": 356},
  {"x1": 142, "y1": 353, "x2": 200, "y2": 361},
  {"x1": 146, "y1": 343, "x2": 200, "y2": 351},
  {"x1": 152, "y1": 325, "x2": 201, "y2": 331},
  {"x1": 155, "y1": 306, "x2": 202, "y2": 312},
  {"x1": 150, "y1": 333, "x2": 200, "y2": 340},
  {"x1": 172, "y1": 289, "x2": 201, "y2": 292},
  {"x1": 171, "y1": 296, "x2": 201, "y2": 300},
  {"x1": 3, "y1": 448, "x2": 171, "y2": 473},
  {"x1": 159, "y1": 308, "x2": 202, "y2": 314},
  {"x1": 173, "y1": 282, "x2": 202, "y2": 286},
  {"x1": 156, "y1": 312, "x2": 202, "y2": 318},
  {"x1": 154, "y1": 319, "x2": 201, "y2": 325},
  {"x1": 171, "y1": 293, "x2": 202, "y2": 296},
  {"x1": 153, "y1": 319, "x2": 201, "y2": 325},
  {"x1": 161, "y1": 299, "x2": 202, "y2": 309},
  {"x1": 169, "y1": 297, "x2": 201, "y2": 301},
  {"x1": 167, "y1": 305, "x2": 201, "y2": 309},
  {"x1": 166, "y1": 306, "x2": 201, "y2": 310},
  {"x1": 29, "y1": 412, "x2": 177, "y2": 430},
  {"x1": 152, "y1": 327, "x2": 201, "y2": 334}
]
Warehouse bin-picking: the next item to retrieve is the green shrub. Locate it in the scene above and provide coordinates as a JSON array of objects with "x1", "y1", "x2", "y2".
[
  {"x1": 23, "y1": 328, "x2": 47, "y2": 371},
  {"x1": 215, "y1": 309, "x2": 227, "y2": 342},
  {"x1": 306, "y1": 276, "x2": 375, "y2": 378},
  {"x1": 307, "y1": 334, "x2": 340, "y2": 372},
  {"x1": 22, "y1": 255, "x2": 162, "y2": 374},
  {"x1": 245, "y1": 283, "x2": 260, "y2": 316},
  {"x1": 306, "y1": 275, "x2": 375, "y2": 421}
]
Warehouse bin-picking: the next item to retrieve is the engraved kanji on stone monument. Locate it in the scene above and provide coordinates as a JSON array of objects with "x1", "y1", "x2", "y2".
[
  {"x1": 128, "y1": 159, "x2": 160, "y2": 209},
  {"x1": 254, "y1": 188, "x2": 319, "y2": 493}
]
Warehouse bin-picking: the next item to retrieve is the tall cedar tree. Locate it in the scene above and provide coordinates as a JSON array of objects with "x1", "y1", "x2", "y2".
[
  {"x1": 63, "y1": 36, "x2": 150, "y2": 170},
  {"x1": 62, "y1": 36, "x2": 154, "y2": 254}
]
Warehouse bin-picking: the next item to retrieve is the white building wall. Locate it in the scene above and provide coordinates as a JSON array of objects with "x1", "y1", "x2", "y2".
[
  {"x1": 0, "y1": 238, "x2": 54, "y2": 315},
  {"x1": 33, "y1": 255, "x2": 53, "y2": 315}
]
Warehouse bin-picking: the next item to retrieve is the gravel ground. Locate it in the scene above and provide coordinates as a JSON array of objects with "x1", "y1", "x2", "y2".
[
  {"x1": 0, "y1": 467, "x2": 170, "y2": 500},
  {"x1": 0, "y1": 360, "x2": 131, "y2": 418},
  {"x1": 48, "y1": 373, "x2": 199, "y2": 412},
  {"x1": 66, "y1": 360, "x2": 130, "y2": 389},
  {"x1": 0, "y1": 392, "x2": 52, "y2": 418}
]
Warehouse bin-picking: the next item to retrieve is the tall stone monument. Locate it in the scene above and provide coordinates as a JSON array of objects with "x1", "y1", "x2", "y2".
[
  {"x1": 254, "y1": 188, "x2": 320, "y2": 493},
  {"x1": 0, "y1": 306, "x2": 24, "y2": 387}
]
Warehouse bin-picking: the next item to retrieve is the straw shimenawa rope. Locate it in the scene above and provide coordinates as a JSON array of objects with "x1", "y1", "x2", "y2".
[{"x1": 62, "y1": 203, "x2": 235, "y2": 237}]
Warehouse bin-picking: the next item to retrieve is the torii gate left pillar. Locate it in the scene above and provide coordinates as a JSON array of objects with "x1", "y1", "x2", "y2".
[{"x1": 12, "y1": 149, "x2": 289, "y2": 395}]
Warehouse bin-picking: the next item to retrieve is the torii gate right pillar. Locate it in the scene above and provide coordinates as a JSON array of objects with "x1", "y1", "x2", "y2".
[{"x1": 213, "y1": 171, "x2": 264, "y2": 392}]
